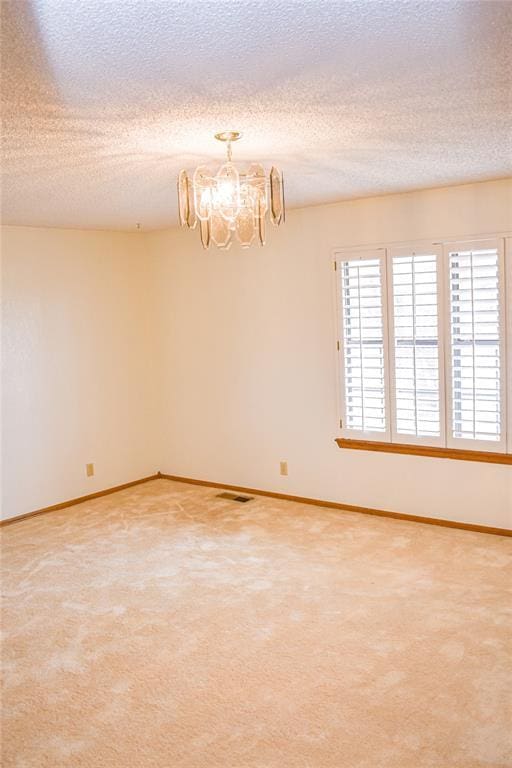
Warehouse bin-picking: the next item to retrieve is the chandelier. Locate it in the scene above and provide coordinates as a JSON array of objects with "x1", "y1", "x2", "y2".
[{"x1": 177, "y1": 131, "x2": 285, "y2": 249}]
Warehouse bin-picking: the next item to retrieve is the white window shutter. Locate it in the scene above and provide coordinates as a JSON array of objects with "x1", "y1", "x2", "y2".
[
  {"x1": 505, "y1": 237, "x2": 512, "y2": 454},
  {"x1": 336, "y1": 250, "x2": 390, "y2": 441},
  {"x1": 445, "y1": 240, "x2": 506, "y2": 452},
  {"x1": 388, "y1": 247, "x2": 444, "y2": 446}
]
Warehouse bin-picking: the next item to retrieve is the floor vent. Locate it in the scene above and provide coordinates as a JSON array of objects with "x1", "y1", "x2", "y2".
[{"x1": 216, "y1": 492, "x2": 254, "y2": 503}]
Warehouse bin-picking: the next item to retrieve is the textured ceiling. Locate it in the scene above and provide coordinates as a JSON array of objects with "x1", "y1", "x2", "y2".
[{"x1": 2, "y1": 0, "x2": 512, "y2": 231}]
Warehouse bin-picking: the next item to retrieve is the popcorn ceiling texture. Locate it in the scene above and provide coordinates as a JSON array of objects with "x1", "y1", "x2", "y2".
[{"x1": 1, "y1": 0, "x2": 511, "y2": 231}]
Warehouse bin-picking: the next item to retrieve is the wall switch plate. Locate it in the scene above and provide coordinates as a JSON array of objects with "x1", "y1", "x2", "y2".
[
  {"x1": 86, "y1": 463, "x2": 94, "y2": 477},
  {"x1": 280, "y1": 461, "x2": 288, "y2": 476}
]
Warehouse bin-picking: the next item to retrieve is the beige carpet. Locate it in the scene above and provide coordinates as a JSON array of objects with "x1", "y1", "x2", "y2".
[{"x1": 1, "y1": 478, "x2": 511, "y2": 768}]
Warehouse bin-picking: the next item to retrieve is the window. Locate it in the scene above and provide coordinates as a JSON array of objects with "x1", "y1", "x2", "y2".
[
  {"x1": 389, "y1": 247, "x2": 444, "y2": 446},
  {"x1": 335, "y1": 236, "x2": 511, "y2": 459},
  {"x1": 339, "y1": 252, "x2": 389, "y2": 439},
  {"x1": 446, "y1": 242, "x2": 506, "y2": 452}
]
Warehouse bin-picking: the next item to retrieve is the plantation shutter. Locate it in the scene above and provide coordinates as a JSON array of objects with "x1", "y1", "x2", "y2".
[
  {"x1": 506, "y1": 238, "x2": 512, "y2": 454},
  {"x1": 446, "y1": 240, "x2": 506, "y2": 451},
  {"x1": 389, "y1": 249, "x2": 444, "y2": 445},
  {"x1": 338, "y1": 251, "x2": 390, "y2": 440}
]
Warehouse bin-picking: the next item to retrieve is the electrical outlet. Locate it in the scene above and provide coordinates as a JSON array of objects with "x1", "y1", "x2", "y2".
[
  {"x1": 279, "y1": 461, "x2": 288, "y2": 476},
  {"x1": 86, "y1": 463, "x2": 94, "y2": 477}
]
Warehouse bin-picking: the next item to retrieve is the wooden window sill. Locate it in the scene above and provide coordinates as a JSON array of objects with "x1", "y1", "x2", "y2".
[{"x1": 335, "y1": 438, "x2": 512, "y2": 465}]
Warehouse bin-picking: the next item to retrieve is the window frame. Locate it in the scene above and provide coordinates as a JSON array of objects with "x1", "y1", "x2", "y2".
[{"x1": 333, "y1": 233, "x2": 512, "y2": 458}]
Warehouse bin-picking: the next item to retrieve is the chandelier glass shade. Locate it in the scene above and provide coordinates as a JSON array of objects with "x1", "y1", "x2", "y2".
[{"x1": 177, "y1": 132, "x2": 285, "y2": 249}]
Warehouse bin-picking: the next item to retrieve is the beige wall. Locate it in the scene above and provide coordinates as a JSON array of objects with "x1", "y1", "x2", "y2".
[
  {"x1": 148, "y1": 179, "x2": 512, "y2": 529},
  {"x1": 2, "y1": 180, "x2": 511, "y2": 527},
  {"x1": 1, "y1": 226, "x2": 161, "y2": 519}
]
